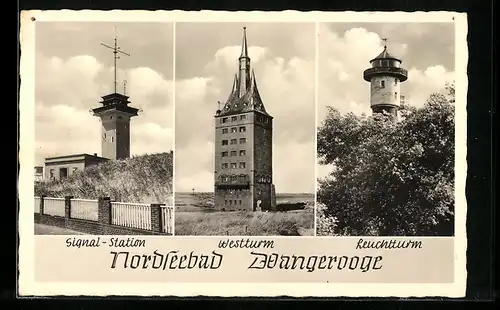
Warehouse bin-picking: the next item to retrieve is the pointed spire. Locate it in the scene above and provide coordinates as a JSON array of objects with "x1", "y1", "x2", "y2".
[
  {"x1": 232, "y1": 74, "x2": 239, "y2": 93},
  {"x1": 251, "y1": 69, "x2": 257, "y2": 87},
  {"x1": 240, "y1": 27, "x2": 249, "y2": 58}
]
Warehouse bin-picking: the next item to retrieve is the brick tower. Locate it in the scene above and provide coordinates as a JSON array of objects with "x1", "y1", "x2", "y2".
[
  {"x1": 363, "y1": 39, "x2": 408, "y2": 117},
  {"x1": 214, "y1": 27, "x2": 276, "y2": 212},
  {"x1": 92, "y1": 33, "x2": 139, "y2": 160}
]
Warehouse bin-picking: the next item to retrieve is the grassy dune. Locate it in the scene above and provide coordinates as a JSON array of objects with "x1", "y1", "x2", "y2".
[
  {"x1": 175, "y1": 210, "x2": 314, "y2": 236},
  {"x1": 34, "y1": 152, "x2": 173, "y2": 204}
]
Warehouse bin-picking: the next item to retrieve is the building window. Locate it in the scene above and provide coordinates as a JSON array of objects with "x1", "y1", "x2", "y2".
[
  {"x1": 239, "y1": 126, "x2": 246, "y2": 132},
  {"x1": 110, "y1": 116, "x2": 113, "y2": 119},
  {"x1": 231, "y1": 127, "x2": 237, "y2": 133},
  {"x1": 222, "y1": 163, "x2": 228, "y2": 169},
  {"x1": 222, "y1": 140, "x2": 228, "y2": 145},
  {"x1": 72, "y1": 167, "x2": 78, "y2": 173},
  {"x1": 239, "y1": 150, "x2": 246, "y2": 156},
  {"x1": 395, "y1": 78, "x2": 398, "y2": 86},
  {"x1": 222, "y1": 128, "x2": 228, "y2": 134},
  {"x1": 221, "y1": 151, "x2": 228, "y2": 157},
  {"x1": 239, "y1": 200, "x2": 242, "y2": 205},
  {"x1": 231, "y1": 116, "x2": 238, "y2": 122},
  {"x1": 104, "y1": 133, "x2": 106, "y2": 139},
  {"x1": 230, "y1": 163, "x2": 237, "y2": 169},
  {"x1": 49, "y1": 169, "x2": 54, "y2": 178},
  {"x1": 381, "y1": 80, "x2": 385, "y2": 88},
  {"x1": 240, "y1": 138, "x2": 246, "y2": 144},
  {"x1": 112, "y1": 137, "x2": 114, "y2": 142},
  {"x1": 225, "y1": 200, "x2": 228, "y2": 205},
  {"x1": 59, "y1": 167, "x2": 68, "y2": 179},
  {"x1": 239, "y1": 162, "x2": 246, "y2": 168},
  {"x1": 240, "y1": 115, "x2": 247, "y2": 121},
  {"x1": 395, "y1": 92, "x2": 398, "y2": 99},
  {"x1": 230, "y1": 151, "x2": 237, "y2": 156},
  {"x1": 230, "y1": 139, "x2": 237, "y2": 145},
  {"x1": 222, "y1": 117, "x2": 228, "y2": 123}
]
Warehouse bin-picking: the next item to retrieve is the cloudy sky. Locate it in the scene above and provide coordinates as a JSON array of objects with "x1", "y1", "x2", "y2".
[
  {"x1": 34, "y1": 22, "x2": 174, "y2": 166},
  {"x1": 175, "y1": 22, "x2": 316, "y2": 193},
  {"x1": 317, "y1": 22, "x2": 455, "y2": 179}
]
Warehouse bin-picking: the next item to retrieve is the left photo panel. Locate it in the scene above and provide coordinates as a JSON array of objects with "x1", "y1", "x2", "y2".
[{"x1": 33, "y1": 22, "x2": 175, "y2": 236}]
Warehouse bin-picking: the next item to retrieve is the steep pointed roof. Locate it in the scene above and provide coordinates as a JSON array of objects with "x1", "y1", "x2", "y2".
[
  {"x1": 219, "y1": 69, "x2": 270, "y2": 117},
  {"x1": 217, "y1": 29, "x2": 271, "y2": 117}
]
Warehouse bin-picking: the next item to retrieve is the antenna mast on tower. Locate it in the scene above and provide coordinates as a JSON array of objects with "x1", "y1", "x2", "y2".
[{"x1": 101, "y1": 26, "x2": 131, "y2": 94}]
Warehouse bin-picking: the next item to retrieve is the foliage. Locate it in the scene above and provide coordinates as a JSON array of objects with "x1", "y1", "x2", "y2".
[
  {"x1": 317, "y1": 84, "x2": 455, "y2": 236},
  {"x1": 35, "y1": 152, "x2": 173, "y2": 203}
]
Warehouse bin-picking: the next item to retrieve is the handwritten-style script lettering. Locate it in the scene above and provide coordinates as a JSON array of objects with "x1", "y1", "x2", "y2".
[
  {"x1": 248, "y1": 252, "x2": 383, "y2": 272},
  {"x1": 110, "y1": 250, "x2": 223, "y2": 270}
]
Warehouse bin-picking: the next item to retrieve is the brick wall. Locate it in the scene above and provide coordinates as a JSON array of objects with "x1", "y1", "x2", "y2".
[{"x1": 34, "y1": 196, "x2": 171, "y2": 235}]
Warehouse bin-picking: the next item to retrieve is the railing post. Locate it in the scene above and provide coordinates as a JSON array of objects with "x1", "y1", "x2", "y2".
[
  {"x1": 65, "y1": 196, "x2": 73, "y2": 219},
  {"x1": 98, "y1": 197, "x2": 112, "y2": 225},
  {"x1": 40, "y1": 195, "x2": 46, "y2": 215},
  {"x1": 150, "y1": 204, "x2": 162, "y2": 233}
]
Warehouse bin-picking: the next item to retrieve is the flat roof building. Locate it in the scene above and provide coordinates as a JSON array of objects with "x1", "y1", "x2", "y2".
[{"x1": 44, "y1": 153, "x2": 109, "y2": 181}]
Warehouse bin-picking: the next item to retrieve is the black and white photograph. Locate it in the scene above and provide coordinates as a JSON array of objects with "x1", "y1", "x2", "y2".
[
  {"x1": 33, "y1": 22, "x2": 174, "y2": 235},
  {"x1": 316, "y1": 22, "x2": 456, "y2": 236},
  {"x1": 174, "y1": 23, "x2": 316, "y2": 236}
]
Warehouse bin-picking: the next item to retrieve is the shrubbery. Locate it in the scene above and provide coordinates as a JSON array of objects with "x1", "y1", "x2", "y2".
[
  {"x1": 316, "y1": 84, "x2": 455, "y2": 236},
  {"x1": 35, "y1": 152, "x2": 173, "y2": 204}
]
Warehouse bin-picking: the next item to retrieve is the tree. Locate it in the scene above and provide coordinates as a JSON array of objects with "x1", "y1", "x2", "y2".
[{"x1": 317, "y1": 84, "x2": 455, "y2": 236}]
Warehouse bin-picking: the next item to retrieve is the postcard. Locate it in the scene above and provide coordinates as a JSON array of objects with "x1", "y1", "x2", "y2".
[{"x1": 18, "y1": 10, "x2": 468, "y2": 297}]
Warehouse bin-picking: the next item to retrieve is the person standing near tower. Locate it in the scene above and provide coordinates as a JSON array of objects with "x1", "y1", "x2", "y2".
[{"x1": 363, "y1": 38, "x2": 408, "y2": 118}]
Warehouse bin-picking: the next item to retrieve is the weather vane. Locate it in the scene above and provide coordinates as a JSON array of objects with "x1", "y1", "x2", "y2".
[
  {"x1": 381, "y1": 37, "x2": 388, "y2": 49},
  {"x1": 101, "y1": 26, "x2": 131, "y2": 94}
]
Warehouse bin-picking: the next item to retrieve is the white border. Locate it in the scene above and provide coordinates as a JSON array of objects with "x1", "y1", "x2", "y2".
[{"x1": 19, "y1": 10, "x2": 468, "y2": 297}]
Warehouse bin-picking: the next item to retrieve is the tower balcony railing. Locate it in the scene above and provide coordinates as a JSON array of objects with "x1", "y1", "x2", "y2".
[
  {"x1": 215, "y1": 179, "x2": 250, "y2": 189},
  {"x1": 363, "y1": 67, "x2": 408, "y2": 82}
]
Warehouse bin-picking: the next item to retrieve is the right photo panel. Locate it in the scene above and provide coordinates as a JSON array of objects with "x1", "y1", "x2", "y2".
[{"x1": 316, "y1": 22, "x2": 456, "y2": 237}]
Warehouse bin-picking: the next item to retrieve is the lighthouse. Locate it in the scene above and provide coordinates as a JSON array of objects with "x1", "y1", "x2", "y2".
[{"x1": 363, "y1": 39, "x2": 408, "y2": 117}]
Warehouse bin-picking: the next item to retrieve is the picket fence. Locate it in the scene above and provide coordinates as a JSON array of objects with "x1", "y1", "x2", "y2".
[
  {"x1": 34, "y1": 196, "x2": 173, "y2": 234},
  {"x1": 71, "y1": 198, "x2": 99, "y2": 222}
]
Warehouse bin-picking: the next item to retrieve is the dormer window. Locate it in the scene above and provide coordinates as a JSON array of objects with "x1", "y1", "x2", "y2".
[{"x1": 381, "y1": 80, "x2": 385, "y2": 88}]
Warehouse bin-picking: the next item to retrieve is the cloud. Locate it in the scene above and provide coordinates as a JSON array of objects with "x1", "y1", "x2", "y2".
[{"x1": 318, "y1": 23, "x2": 455, "y2": 119}]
